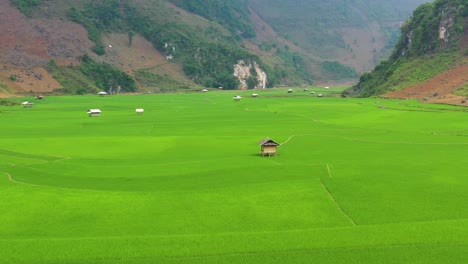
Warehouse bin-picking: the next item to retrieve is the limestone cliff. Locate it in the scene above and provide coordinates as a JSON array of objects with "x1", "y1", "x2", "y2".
[{"x1": 233, "y1": 60, "x2": 267, "y2": 89}]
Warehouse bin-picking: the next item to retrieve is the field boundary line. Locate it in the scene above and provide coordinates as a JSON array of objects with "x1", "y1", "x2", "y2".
[
  {"x1": 4, "y1": 172, "x2": 44, "y2": 188},
  {"x1": 2, "y1": 172, "x2": 109, "y2": 193},
  {"x1": 326, "y1": 163, "x2": 332, "y2": 178},
  {"x1": 280, "y1": 135, "x2": 295, "y2": 146},
  {"x1": 340, "y1": 137, "x2": 468, "y2": 145},
  {"x1": 319, "y1": 177, "x2": 357, "y2": 226}
]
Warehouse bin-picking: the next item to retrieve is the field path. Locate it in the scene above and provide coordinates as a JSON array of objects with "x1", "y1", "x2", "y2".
[
  {"x1": 319, "y1": 169, "x2": 357, "y2": 226},
  {"x1": 326, "y1": 164, "x2": 332, "y2": 178},
  {"x1": 280, "y1": 135, "x2": 295, "y2": 146},
  {"x1": 341, "y1": 137, "x2": 468, "y2": 145},
  {"x1": 4, "y1": 172, "x2": 44, "y2": 188},
  {"x1": 2, "y1": 171, "x2": 109, "y2": 193}
]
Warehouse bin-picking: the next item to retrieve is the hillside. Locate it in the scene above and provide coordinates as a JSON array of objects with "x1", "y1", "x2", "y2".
[
  {"x1": 248, "y1": 0, "x2": 429, "y2": 73},
  {"x1": 348, "y1": 0, "x2": 468, "y2": 106},
  {"x1": 0, "y1": 0, "x2": 429, "y2": 95}
]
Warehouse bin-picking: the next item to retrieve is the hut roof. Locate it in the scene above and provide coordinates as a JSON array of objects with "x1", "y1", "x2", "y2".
[
  {"x1": 22, "y1": 101, "x2": 33, "y2": 105},
  {"x1": 87, "y1": 109, "x2": 102, "y2": 113},
  {"x1": 258, "y1": 138, "x2": 280, "y2": 146}
]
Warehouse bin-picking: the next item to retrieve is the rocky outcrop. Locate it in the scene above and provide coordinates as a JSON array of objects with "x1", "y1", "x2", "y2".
[
  {"x1": 233, "y1": 60, "x2": 267, "y2": 89},
  {"x1": 438, "y1": 9, "x2": 455, "y2": 48}
]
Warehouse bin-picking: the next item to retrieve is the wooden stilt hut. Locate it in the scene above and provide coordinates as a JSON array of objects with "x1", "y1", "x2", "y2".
[{"x1": 258, "y1": 138, "x2": 280, "y2": 156}]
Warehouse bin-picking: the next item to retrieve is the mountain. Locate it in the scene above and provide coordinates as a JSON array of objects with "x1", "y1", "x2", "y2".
[
  {"x1": 0, "y1": 0, "x2": 429, "y2": 95},
  {"x1": 347, "y1": 0, "x2": 468, "y2": 105},
  {"x1": 248, "y1": 0, "x2": 429, "y2": 72}
]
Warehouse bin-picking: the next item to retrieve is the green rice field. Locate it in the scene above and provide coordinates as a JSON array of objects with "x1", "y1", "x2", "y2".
[{"x1": 0, "y1": 88, "x2": 467, "y2": 263}]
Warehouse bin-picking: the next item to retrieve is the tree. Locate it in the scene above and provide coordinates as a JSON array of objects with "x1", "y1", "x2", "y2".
[
  {"x1": 246, "y1": 76, "x2": 258, "y2": 89},
  {"x1": 128, "y1": 31, "x2": 134, "y2": 47}
]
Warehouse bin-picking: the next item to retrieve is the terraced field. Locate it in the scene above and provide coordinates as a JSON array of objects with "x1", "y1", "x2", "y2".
[{"x1": 0, "y1": 88, "x2": 467, "y2": 263}]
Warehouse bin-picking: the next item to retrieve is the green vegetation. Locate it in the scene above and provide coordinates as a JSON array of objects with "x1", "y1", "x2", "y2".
[
  {"x1": 0, "y1": 99, "x2": 19, "y2": 106},
  {"x1": 10, "y1": 0, "x2": 44, "y2": 16},
  {"x1": 45, "y1": 56, "x2": 136, "y2": 94},
  {"x1": 321, "y1": 61, "x2": 358, "y2": 79},
  {"x1": 276, "y1": 47, "x2": 312, "y2": 84},
  {"x1": 66, "y1": 0, "x2": 281, "y2": 88},
  {"x1": 0, "y1": 91, "x2": 467, "y2": 263},
  {"x1": 8, "y1": 74, "x2": 18, "y2": 81},
  {"x1": 349, "y1": 52, "x2": 462, "y2": 97},
  {"x1": 248, "y1": 0, "x2": 428, "y2": 58},
  {"x1": 79, "y1": 55, "x2": 137, "y2": 93},
  {"x1": 350, "y1": 0, "x2": 467, "y2": 97},
  {"x1": 394, "y1": 0, "x2": 467, "y2": 57},
  {"x1": 135, "y1": 70, "x2": 192, "y2": 92},
  {"x1": 67, "y1": 0, "x2": 129, "y2": 55},
  {"x1": 454, "y1": 83, "x2": 468, "y2": 97},
  {"x1": 169, "y1": 0, "x2": 255, "y2": 38}
]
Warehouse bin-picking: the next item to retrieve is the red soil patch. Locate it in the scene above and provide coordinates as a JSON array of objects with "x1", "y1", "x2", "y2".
[
  {"x1": 100, "y1": 34, "x2": 170, "y2": 74},
  {"x1": 0, "y1": 67, "x2": 62, "y2": 94},
  {"x1": 0, "y1": 1, "x2": 92, "y2": 96},
  {"x1": 383, "y1": 63, "x2": 468, "y2": 106}
]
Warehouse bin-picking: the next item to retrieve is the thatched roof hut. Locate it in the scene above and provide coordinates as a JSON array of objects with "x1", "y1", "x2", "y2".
[{"x1": 258, "y1": 138, "x2": 280, "y2": 156}]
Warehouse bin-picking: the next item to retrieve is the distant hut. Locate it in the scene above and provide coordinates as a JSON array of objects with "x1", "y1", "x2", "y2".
[
  {"x1": 98, "y1": 91, "x2": 108, "y2": 96},
  {"x1": 35, "y1": 95, "x2": 44, "y2": 100},
  {"x1": 22, "y1": 101, "x2": 34, "y2": 108},
  {"x1": 87, "y1": 109, "x2": 102, "y2": 117},
  {"x1": 310, "y1": 92, "x2": 315, "y2": 94},
  {"x1": 317, "y1": 94, "x2": 324, "y2": 97},
  {"x1": 251, "y1": 93, "x2": 259, "y2": 97},
  {"x1": 136, "y1": 108, "x2": 144, "y2": 114},
  {"x1": 258, "y1": 138, "x2": 280, "y2": 156},
  {"x1": 287, "y1": 89, "x2": 293, "y2": 93},
  {"x1": 202, "y1": 89, "x2": 209, "y2": 93},
  {"x1": 233, "y1": 95, "x2": 242, "y2": 101}
]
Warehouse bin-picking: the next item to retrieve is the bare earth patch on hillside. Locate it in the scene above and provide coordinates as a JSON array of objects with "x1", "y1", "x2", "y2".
[
  {"x1": 100, "y1": 34, "x2": 170, "y2": 74},
  {"x1": 383, "y1": 64, "x2": 468, "y2": 106},
  {"x1": 0, "y1": 1, "x2": 92, "y2": 96},
  {"x1": 0, "y1": 67, "x2": 62, "y2": 94},
  {"x1": 99, "y1": 34, "x2": 195, "y2": 88}
]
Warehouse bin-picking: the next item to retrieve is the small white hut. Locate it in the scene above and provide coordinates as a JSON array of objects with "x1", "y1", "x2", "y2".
[
  {"x1": 202, "y1": 89, "x2": 209, "y2": 93},
  {"x1": 87, "y1": 109, "x2": 102, "y2": 117},
  {"x1": 251, "y1": 93, "x2": 259, "y2": 97},
  {"x1": 287, "y1": 89, "x2": 293, "y2": 93},
  {"x1": 318, "y1": 94, "x2": 324, "y2": 97},
  {"x1": 136, "y1": 108, "x2": 144, "y2": 114},
  {"x1": 22, "y1": 101, "x2": 34, "y2": 108},
  {"x1": 233, "y1": 95, "x2": 242, "y2": 101},
  {"x1": 98, "y1": 91, "x2": 109, "y2": 96}
]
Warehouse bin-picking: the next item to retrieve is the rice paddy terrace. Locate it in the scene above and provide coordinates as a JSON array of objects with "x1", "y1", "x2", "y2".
[{"x1": 0, "y1": 88, "x2": 467, "y2": 263}]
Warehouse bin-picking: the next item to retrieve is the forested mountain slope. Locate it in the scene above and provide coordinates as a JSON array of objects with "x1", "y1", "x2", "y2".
[
  {"x1": 0, "y1": 0, "x2": 429, "y2": 95},
  {"x1": 248, "y1": 0, "x2": 429, "y2": 72},
  {"x1": 347, "y1": 0, "x2": 468, "y2": 105}
]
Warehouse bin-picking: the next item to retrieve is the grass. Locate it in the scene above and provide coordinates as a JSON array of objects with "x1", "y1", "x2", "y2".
[{"x1": 0, "y1": 88, "x2": 467, "y2": 263}]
